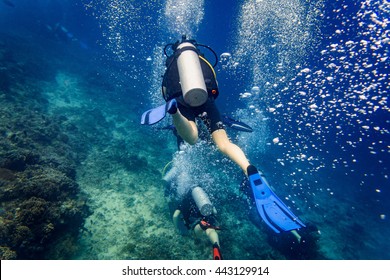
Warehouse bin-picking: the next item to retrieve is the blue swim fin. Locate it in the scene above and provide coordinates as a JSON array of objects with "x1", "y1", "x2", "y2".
[
  {"x1": 247, "y1": 165, "x2": 305, "y2": 233},
  {"x1": 141, "y1": 99, "x2": 176, "y2": 125}
]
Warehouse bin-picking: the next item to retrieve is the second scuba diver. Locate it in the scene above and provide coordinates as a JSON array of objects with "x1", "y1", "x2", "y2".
[{"x1": 171, "y1": 186, "x2": 222, "y2": 260}]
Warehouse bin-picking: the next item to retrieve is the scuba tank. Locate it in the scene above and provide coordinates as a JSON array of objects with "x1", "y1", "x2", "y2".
[
  {"x1": 176, "y1": 42, "x2": 208, "y2": 107},
  {"x1": 191, "y1": 186, "x2": 213, "y2": 217},
  {"x1": 162, "y1": 35, "x2": 219, "y2": 106}
]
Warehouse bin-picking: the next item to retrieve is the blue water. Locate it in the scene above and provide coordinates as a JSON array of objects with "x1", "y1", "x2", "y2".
[{"x1": 0, "y1": 0, "x2": 388, "y2": 260}]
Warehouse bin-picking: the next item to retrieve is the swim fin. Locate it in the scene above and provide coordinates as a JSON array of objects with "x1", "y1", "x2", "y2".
[
  {"x1": 213, "y1": 243, "x2": 223, "y2": 260},
  {"x1": 247, "y1": 165, "x2": 305, "y2": 233},
  {"x1": 222, "y1": 115, "x2": 253, "y2": 132},
  {"x1": 140, "y1": 99, "x2": 177, "y2": 125}
]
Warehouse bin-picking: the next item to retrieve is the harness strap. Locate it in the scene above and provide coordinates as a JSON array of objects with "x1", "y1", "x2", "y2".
[
  {"x1": 199, "y1": 55, "x2": 216, "y2": 79},
  {"x1": 174, "y1": 45, "x2": 199, "y2": 58},
  {"x1": 199, "y1": 219, "x2": 221, "y2": 231}
]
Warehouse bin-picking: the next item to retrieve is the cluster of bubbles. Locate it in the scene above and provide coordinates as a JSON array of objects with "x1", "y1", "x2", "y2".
[
  {"x1": 163, "y1": 140, "x2": 235, "y2": 201},
  {"x1": 275, "y1": 0, "x2": 388, "y2": 183},
  {"x1": 163, "y1": 0, "x2": 205, "y2": 38},
  {"x1": 82, "y1": 0, "x2": 206, "y2": 104},
  {"x1": 220, "y1": 52, "x2": 238, "y2": 70},
  {"x1": 232, "y1": 0, "x2": 325, "y2": 88},
  {"x1": 226, "y1": 0, "x2": 325, "y2": 186},
  {"x1": 147, "y1": 0, "x2": 206, "y2": 106},
  {"x1": 239, "y1": 85, "x2": 261, "y2": 111},
  {"x1": 233, "y1": 0, "x2": 389, "y2": 195},
  {"x1": 147, "y1": 45, "x2": 167, "y2": 107},
  {"x1": 234, "y1": 85, "x2": 270, "y2": 157},
  {"x1": 82, "y1": 0, "x2": 162, "y2": 61}
]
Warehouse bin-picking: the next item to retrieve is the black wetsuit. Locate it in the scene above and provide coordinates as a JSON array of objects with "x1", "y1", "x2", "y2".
[{"x1": 178, "y1": 97, "x2": 225, "y2": 133}]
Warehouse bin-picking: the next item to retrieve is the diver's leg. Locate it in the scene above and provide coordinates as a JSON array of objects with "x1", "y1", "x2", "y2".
[
  {"x1": 193, "y1": 223, "x2": 204, "y2": 238},
  {"x1": 291, "y1": 230, "x2": 302, "y2": 243},
  {"x1": 171, "y1": 111, "x2": 198, "y2": 145},
  {"x1": 205, "y1": 228, "x2": 219, "y2": 246},
  {"x1": 168, "y1": 101, "x2": 198, "y2": 145},
  {"x1": 193, "y1": 224, "x2": 222, "y2": 259},
  {"x1": 193, "y1": 225, "x2": 220, "y2": 246},
  {"x1": 211, "y1": 129, "x2": 250, "y2": 175},
  {"x1": 205, "y1": 227, "x2": 222, "y2": 260}
]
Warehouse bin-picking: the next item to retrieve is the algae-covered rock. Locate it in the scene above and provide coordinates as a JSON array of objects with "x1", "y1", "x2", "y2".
[
  {"x1": 0, "y1": 67, "x2": 88, "y2": 259},
  {"x1": 0, "y1": 246, "x2": 17, "y2": 260}
]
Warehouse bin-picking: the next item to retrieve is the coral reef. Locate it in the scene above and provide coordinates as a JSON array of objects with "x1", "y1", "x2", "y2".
[
  {"x1": 0, "y1": 34, "x2": 89, "y2": 259},
  {"x1": 0, "y1": 105, "x2": 88, "y2": 259}
]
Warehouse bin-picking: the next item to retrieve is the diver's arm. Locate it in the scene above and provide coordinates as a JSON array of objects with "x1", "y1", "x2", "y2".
[{"x1": 172, "y1": 209, "x2": 182, "y2": 231}]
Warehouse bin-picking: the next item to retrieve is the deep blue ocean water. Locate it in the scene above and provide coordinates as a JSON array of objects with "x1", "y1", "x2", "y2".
[{"x1": 0, "y1": 0, "x2": 388, "y2": 260}]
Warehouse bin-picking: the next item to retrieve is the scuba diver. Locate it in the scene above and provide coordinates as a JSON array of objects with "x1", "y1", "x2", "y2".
[
  {"x1": 171, "y1": 186, "x2": 223, "y2": 260},
  {"x1": 141, "y1": 35, "x2": 306, "y2": 239}
]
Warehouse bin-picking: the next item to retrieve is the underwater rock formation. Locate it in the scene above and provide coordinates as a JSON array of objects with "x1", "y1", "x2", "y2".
[
  {"x1": 0, "y1": 103, "x2": 89, "y2": 259},
  {"x1": 0, "y1": 35, "x2": 89, "y2": 259},
  {"x1": 0, "y1": 102, "x2": 88, "y2": 259}
]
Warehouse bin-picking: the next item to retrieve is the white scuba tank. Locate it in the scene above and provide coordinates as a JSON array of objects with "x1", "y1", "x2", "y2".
[
  {"x1": 176, "y1": 42, "x2": 208, "y2": 107},
  {"x1": 191, "y1": 186, "x2": 213, "y2": 216}
]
